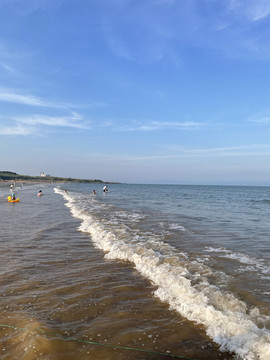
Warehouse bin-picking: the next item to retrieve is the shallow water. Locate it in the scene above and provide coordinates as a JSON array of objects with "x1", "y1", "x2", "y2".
[{"x1": 0, "y1": 182, "x2": 269, "y2": 359}]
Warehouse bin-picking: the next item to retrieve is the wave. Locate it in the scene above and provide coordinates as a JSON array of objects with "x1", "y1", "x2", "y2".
[
  {"x1": 55, "y1": 187, "x2": 270, "y2": 360},
  {"x1": 250, "y1": 198, "x2": 270, "y2": 206},
  {"x1": 204, "y1": 247, "x2": 270, "y2": 279}
]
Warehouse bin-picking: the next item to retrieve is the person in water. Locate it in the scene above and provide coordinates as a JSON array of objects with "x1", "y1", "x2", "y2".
[
  {"x1": 103, "y1": 185, "x2": 108, "y2": 193},
  {"x1": 37, "y1": 190, "x2": 43, "y2": 196},
  {"x1": 92, "y1": 189, "x2": 96, "y2": 195},
  {"x1": 11, "y1": 193, "x2": 16, "y2": 200}
]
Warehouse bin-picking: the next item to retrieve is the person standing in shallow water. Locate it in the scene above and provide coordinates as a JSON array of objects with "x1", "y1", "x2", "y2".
[
  {"x1": 92, "y1": 189, "x2": 96, "y2": 196},
  {"x1": 103, "y1": 185, "x2": 108, "y2": 193}
]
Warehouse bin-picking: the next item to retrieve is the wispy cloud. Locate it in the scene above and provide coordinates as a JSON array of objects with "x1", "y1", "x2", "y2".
[
  {"x1": 115, "y1": 120, "x2": 206, "y2": 132},
  {"x1": 0, "y1": 62, "x2": 18, "y2": 76},
  {"x1": 228, "y1": 0, "x2": 270, "y2": 22},
  {"x1": 151, "y1": 121, "x2": 205, "y2": 129},
  {"x1": 0, "y1": 88, "x2": 105, "y2": 110},
  {"x1": 0, "y1": 124, "x2": 36, "y2": 136},
  {"x1": 182, "y1": 144, "x2": 270, "y2": 156},
  {"x1": 103, "y1": 23, "x2": 138, "y2": 62},
  {"x1": 170, "y1": 144, "x2": 270, "y2": 156},
  {"x1": 249, "y1": 115, "x2": 270, "y2": 125},
  {"x1": 0, "y1": 42, "x2": 26, "y2": 79},
  {"x1": 0, "y1": 112, "x2": 90, "y2": 136},
  {"x1": 127, "y1": 144, "x2": 270, "y2": 161},
  {"x1": 76, "y1": 144, "x2": 270, "y2": 163},
  {"x1": 0, "y1": 89, "x2": 63, "y2": 108},
  {"x1": 102, "y1": 0, "x2": 270, "y2": 64},
  {"x1": 13, "y1": 113, "x2": 88, "y2": 129}
]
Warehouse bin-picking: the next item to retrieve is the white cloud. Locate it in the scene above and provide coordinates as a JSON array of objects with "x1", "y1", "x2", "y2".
[
  {"x1": 115, "y1": 120, "x2": 205, "y2": 131},
  {"x1": 0, "y1": 62, "x2": 18, "y2": 75},
  {"x1": 14, "y1": 114, "x2": 87, "y2": 129},
  {"x1": 69, "y1": 144, "x2": 270, "y2": 163},
  {"x1": 0, "y1": 89, "x2": 62, "y2": 108},
  {"x1": 169, "y1": 144, "x2": 270, "y2": 157},
  {"x1": 228, "y1": 0, "x2": 270, "y2": 22},
  {"x1": 127, "y1": 144, "x2": 270, "y2": 161},
  {"x1": 0, "y1": 88, "x2": 104, "y2": 110},
  {"x1": 0, "y1": 43, "x2": 26, "y2": 79},
  {"x1": 151, "y1": 121, "x2": 205, "y2": 129},
  {"x1": 101, "y1": 0, "x2": 270, "y2": 64},
  {"x1": 0, "y1": 124, "x2": 36, "y2": 136},
  {"x1": 0, "y1": 112, "x2": 89, "y2": 136},
  {"x1": 249, "y1": 115, "x2": 270, "y2": 125}
]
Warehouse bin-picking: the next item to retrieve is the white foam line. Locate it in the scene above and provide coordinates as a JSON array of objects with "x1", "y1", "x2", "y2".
[
  {"x1": 55, "y1": 188, "x2": 270, "y2": 360},
  {"x1": 204, "y1": 247, "x2": 270, "y2": 275}
]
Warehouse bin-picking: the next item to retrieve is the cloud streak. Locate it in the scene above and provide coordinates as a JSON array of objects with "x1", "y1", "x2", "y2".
[
  {"x1": 13, "y1": 113, "x2": 87, "y2": 129},
  {"x1": 0, "y1": 112, "x2": 90, "y2": 136},
  {"x1": 114, "y1": 120, "x2": 206, "y2": 132},
  {"x1": 0, "y1": 124, "x2": 36, "y2": 136},
  {"x1": 228, "y1": 0, "x2": 270, "y2": 22},
  {"x1": 101, "y1": 0, "x2": 270, "y2": 66},
  {"x1": 0, "y1": 89, "x2": 105, "y2": 110},
  {"x1": 249, "y1": 115, "x2": 270, "y2": 125},
  {"x1": 0, "y1": 89, "x2": 64, "y2": 108},
  {"x1": 127, "y1": 144, "x2": 270, "y2": 161}
]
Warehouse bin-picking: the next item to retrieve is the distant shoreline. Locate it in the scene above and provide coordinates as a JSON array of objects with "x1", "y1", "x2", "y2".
[
  {"x1": 0, "y1": 171, "x2": 119, "y2": 184},
  {"x1": 0, "y1": 179, "x2": 108, "y2": 184}
]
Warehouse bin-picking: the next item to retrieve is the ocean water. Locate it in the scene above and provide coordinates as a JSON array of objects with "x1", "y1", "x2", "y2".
[{"x1": 0, "y1": 182, "x2": 270, "y2": 360}]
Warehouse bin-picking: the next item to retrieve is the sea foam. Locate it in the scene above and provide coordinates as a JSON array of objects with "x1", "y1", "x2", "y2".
[
  {"x1": 204, "y1": 247, "x2": 270, "y2": 279},
  {"x1": 55, "y1": 188, "x2": 270, "y2": 360}
]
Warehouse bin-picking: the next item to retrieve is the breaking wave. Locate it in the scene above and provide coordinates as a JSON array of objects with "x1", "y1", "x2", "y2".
[{"x1": 55, "y1": 187, "x2": 270, "y2": 360}]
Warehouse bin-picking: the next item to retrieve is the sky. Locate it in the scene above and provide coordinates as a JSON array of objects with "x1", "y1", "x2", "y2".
[{"x1": 0, "y1": 0, "x2": 270, "y2": 185}]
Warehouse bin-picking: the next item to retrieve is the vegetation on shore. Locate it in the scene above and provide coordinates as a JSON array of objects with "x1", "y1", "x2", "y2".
[{"x1": 0, "y1": 171, "x2": 114, "y2": 184}]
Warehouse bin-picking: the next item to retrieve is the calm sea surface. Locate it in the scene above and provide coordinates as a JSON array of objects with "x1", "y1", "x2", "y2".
[{"x1": 0, "y1": 182, "x2": 270, "y2": 360}]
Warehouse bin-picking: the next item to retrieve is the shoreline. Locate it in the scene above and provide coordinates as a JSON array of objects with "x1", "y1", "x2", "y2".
[
  {"x1": 0, "y1": 179, "x2": 116, "y2": 185},
  {"x1": 0, "y1": 171, "x2": 118, "y2": 184}
]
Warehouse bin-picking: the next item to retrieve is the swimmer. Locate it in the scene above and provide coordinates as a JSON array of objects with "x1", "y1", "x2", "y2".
[
  {"x1": 92, "y1": 189, "x2": 96, "y2": 195},
  {"x1": 37, "y1": 190, "x2": 43, "y2": 197}
]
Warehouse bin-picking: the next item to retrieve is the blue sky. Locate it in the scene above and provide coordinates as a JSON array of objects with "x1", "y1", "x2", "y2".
[{"x1": 0, "y1": 0, "x2": 270, "y2": 185}]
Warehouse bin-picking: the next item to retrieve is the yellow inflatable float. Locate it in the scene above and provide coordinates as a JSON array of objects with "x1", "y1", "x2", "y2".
[{"x1": 7, "y1": 196, "x2": 20, "y2": 203}]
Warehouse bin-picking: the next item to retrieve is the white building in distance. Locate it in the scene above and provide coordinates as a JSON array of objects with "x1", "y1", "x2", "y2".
[{"x1": 40, "y1": 171, "x2": 50, "y2": 177}]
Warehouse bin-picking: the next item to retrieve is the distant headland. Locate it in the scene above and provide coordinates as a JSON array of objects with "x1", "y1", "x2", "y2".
[{"x1": 0, "y1": 171, "x2": 118, "y2": 184}]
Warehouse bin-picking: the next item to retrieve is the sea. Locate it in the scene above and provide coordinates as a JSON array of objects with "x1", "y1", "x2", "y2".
[{"x1": 0, "y1": 182, "x2": 270, "y2": 360}]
